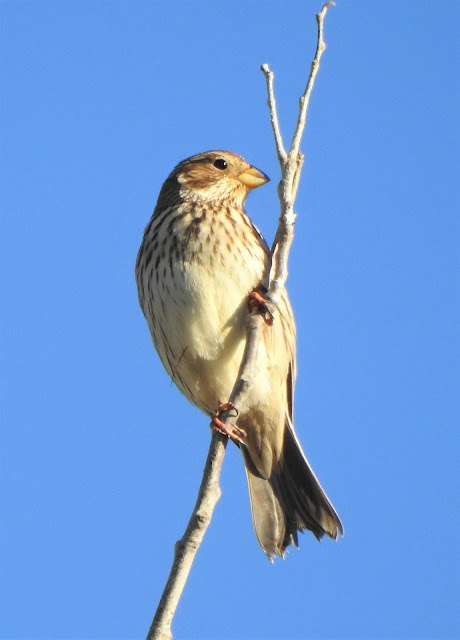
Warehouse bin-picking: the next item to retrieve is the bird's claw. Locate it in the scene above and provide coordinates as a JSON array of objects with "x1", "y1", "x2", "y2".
[
  {"x1": 210, "y1": 402, "x2": 246, "y2": 443},
  {"x1": 248, "y1": 289, "x2": 275, "y2": 326}
]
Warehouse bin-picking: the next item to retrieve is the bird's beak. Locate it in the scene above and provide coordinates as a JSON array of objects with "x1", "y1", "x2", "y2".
[{"x1": 239, "y1": 166, "x2": 270, "y2": 190}]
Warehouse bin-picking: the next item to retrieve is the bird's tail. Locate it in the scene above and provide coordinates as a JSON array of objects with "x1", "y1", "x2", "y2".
[{"x1": 242, "y1": 420, "x2": 343, "y2": 559}]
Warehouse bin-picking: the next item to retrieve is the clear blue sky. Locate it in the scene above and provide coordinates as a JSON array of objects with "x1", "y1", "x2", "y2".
[{"x1": 1, "y1": 1, "x2": 458, "y2": 639}]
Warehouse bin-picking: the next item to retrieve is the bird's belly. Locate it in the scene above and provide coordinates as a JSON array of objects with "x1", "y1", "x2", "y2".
[
  {"x1": 181, "y1": 261, "x2": 249, "y2": 354},
  {"x1": 145, "y1": 219, "x2": 269, "y2": 415},
  {"x1": 167, "y1": 259, "x2": 256, "y2": 412}
]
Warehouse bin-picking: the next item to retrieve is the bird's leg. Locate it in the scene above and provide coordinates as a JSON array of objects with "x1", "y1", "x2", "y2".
[
  {"x1": 248, "y1": 288, "x2": 275, "y2": 326},
  {"x1": 210, "y1": 402, "x2": 247, "y2": 443}
]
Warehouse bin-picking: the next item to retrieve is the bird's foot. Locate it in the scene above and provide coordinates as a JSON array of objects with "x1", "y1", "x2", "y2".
[
  {"x1": 210, "y1": 402, "x2": 246, "y2": 443},
  {"x1": 248, "y1": 288, "x2": 275, "y2": 326}
]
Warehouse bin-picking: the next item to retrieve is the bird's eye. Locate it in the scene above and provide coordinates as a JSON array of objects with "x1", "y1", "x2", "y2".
[{"x1": 213, "y1": 158, "x2": 228, "y2": 170}]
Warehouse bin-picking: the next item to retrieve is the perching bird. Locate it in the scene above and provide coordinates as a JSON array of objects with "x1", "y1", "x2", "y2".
[{"x1": 135, "y1": 150, "x2": 343, "y2": 559}]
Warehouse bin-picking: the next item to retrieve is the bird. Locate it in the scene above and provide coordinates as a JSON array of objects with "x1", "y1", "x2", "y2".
[{"x1": 135, "y1": 150, "x2": 343, "y2": 559}]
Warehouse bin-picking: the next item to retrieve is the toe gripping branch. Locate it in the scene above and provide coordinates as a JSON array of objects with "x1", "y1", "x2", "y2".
[
  {"x1": 210, "y1": 402, "x2": 247, "y2": 444},
  {"x1": 248, "y1": 287, "x2": 275, "y2": 326}
]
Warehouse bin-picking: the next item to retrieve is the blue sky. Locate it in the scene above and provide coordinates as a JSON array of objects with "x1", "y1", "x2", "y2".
[{"x1": 1, "y1": 1, "x2": 458, "y2": 639}]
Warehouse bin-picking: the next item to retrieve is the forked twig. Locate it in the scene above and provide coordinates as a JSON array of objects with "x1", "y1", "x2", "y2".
[
  {"x1": 261, "y1": 1, "x2": 334, "y2": 305},
  {"x1": 146, "y1": 4, "x2": 334, "y2": 639}
]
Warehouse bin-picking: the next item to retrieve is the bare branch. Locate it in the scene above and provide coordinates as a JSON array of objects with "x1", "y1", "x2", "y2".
[
  {"x1": 146, "y1": 431, "x2": 227, "y2": 640},
  {"x1": 260, "y1": 64, "x2": 287, "y2": 165},
  {"x1": 290, "y1": 2, "x2": 334, "y2": 160},
  {"x1": 264, "y1": 1, "x2": 334, "y2": 305},
  {"x1": 146, "y1": 4, "x2": 334, "y2": 638}
]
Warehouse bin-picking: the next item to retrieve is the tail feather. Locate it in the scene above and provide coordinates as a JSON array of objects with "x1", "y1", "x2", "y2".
[
  {"x1": 243, "y1": 421, "x2": 343, "y2": 559},
  {"x1": 242, "y1": 450, "x2": 285, "y2": 559}
]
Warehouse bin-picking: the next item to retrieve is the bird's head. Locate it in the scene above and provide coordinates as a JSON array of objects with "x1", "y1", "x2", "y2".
[{"x1": 169, "y1": 150, "x2": 270, "y2": 207}]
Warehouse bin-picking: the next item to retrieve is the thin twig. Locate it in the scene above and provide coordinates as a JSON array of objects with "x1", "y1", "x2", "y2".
[
  {"x1": 146, "y1": 4, "x2": 334, "y2": 639},
  {"x1": 146, "y1": 431, "x2": 227, "y2": 640},
  {"x1": 261, "y1": 1, "x2": 334, "y2": 304},
  {"x1": 290, "y1": 2, "x2": 333, "y2": 162},
  {"x1": 260, "y1": 64, "x2": 287, "y2": 165}
]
